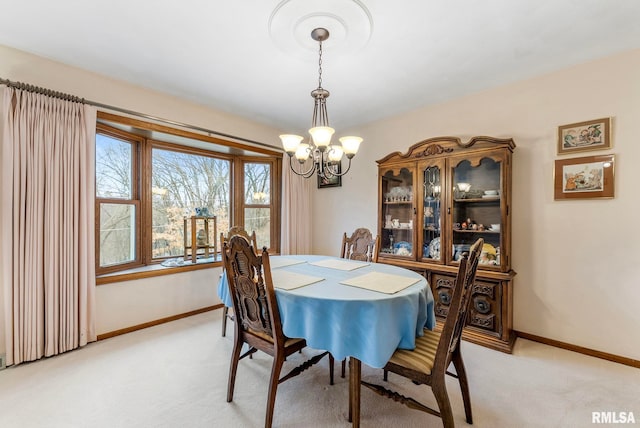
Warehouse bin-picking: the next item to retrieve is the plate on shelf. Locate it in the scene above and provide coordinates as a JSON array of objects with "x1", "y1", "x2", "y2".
[
  {"x1": 428, "y1": 237, "x2": 440, "y2": 259},
  {"x1": 393, "y1": 241, "x2": 412, "y2": 256},
  {"x1": 482, "y1": 243, "x2": 497, "y2": 255},
  {"x1": 481, "y1": 195, "x2": 500, "y2": 199},
  {"x1": 480, "y1": 243, "x2": 499, "y2": 265}
]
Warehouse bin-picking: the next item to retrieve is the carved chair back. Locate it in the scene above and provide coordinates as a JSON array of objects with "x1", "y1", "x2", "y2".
[
  {"x1": 340, "y1": 228, "x2": 380, "y2": 263},
  {"x1": 223, "y1": 234, "x2": 283, "y2": 346},
  {"x1": 220, "y1": 226, "x2": 259, "y2": 253}
]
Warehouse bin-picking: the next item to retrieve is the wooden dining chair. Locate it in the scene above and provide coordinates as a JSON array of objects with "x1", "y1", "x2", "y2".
[
  {"x1": 219, "y1": 226, "x2": 258, "y2": 337},
  {"x1": 223, "y1": 235, "x2": 334, "y2": 428},
  {"x1": 341, "y1": 227, "x2": 380, "y2": 263},
  {"x1": 362, "y1": 238, "x2": 484, "y2": 428}
]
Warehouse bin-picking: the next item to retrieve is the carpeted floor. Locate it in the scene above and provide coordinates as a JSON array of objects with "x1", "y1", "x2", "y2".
[{"x1": 0, "y1": 310, "x2": 638, "y2": 427}]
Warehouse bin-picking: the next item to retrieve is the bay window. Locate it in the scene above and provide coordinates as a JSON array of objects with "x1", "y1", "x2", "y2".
[{"x1": 95, "y1": 113, "x2": 281, "y2": 278}]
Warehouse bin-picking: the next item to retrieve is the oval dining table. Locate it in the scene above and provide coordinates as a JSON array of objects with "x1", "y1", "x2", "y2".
[{"x1": 218, "y1": 254, "x2": 435, "y2": 427}]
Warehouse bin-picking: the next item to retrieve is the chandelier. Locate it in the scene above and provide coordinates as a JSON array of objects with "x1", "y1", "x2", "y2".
[{"x1": 280, "y1": 28, "x2": 362, "y2": 179}]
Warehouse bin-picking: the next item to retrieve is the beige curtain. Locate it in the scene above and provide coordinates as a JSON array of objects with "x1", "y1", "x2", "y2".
[
  {"x1": 280, "y1": 154, "x2": 313, "y2": 254},
  {"x1": 0, "y1": 86, "x2": 97, "y2": 366}
]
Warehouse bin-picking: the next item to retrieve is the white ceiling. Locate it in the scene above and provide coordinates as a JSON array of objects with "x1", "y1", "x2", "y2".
[{"x1": 1, "y1": 0, "x2": 640, "y2": 133}]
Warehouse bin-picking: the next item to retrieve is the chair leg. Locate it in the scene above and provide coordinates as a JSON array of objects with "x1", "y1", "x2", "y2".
[
  {"x1": 265, "y1": 354, "x2": 285, "y2": 428},
  {"x1": 329, "y1": 353, "x2": 335, "y2": 385},
  {"x1": 227, "y1": 338, "x2": 243, "y2": 402},
  {"x1": 452, "y1": 351, "x2": 473, "y2": 424},
  {"x1": 221, "y1": 306, "x2": 229, "y2": 337},
  {"x1": 432, "y1": 380, "x2": 455, "y2": 428}
]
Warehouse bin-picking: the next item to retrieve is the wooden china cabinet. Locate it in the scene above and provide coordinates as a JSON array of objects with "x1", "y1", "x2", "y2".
[{"x1": 377, "y1": 136, "x2": 517, "y2": 353}]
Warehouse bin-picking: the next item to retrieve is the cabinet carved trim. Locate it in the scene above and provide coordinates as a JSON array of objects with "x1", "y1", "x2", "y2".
[
  {"x1": 436, "y1": 277, "x2": 454, "y2": 288},
  {"x1": 472, "y1": 282, "x2": 495, "y2": 299},
  {"x1": 469, "y1": 313, "x2": 496, "y2": 330},
  {"x1": 415, "y1": 144, "x2": 454, "y2": 158},
  {"x1": 434, "y1": 276, "x2": 454, "y2": 318}
]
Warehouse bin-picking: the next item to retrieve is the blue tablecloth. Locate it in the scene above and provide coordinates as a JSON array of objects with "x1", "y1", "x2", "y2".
[{"x1": 217, "y1": 255, "x2": 435, "y2": 368}]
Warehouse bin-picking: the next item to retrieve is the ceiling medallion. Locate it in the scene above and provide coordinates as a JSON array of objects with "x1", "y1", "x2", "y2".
[{"x1": 269, "y1": 0, "x2": 373, "y2": 57}]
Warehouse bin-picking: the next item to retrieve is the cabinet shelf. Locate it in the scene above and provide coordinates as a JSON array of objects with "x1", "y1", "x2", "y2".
[
  {"x1": 454, "y1": 197, "x2": 500, "y2": 203},
  {"x1": 383, "y1": 201, "x2": 413, "y2": 205},
  {"x1": 453, "y1": 229, "x2": 500, "y2": 234}
]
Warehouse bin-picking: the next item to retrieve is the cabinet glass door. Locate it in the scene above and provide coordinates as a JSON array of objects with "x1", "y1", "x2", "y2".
[
  {"x1": 380, "y1": 167, "x2": 414, "y2": 258},
  {"x1": 451, "y1": 156, "x2": 503, "y2": 268},
  {"x1": 420, "y1": 162, "x2": 444, "y2": 262}
]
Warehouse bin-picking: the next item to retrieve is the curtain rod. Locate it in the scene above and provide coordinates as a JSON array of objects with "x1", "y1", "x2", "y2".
[{"x1": 0, "y1": 77, "x2": 282, "y2": 152}]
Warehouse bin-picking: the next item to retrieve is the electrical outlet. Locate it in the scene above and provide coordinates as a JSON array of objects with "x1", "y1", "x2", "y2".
[{"x1": 0, "y1": 353, "x2": 5, "y2": 370}]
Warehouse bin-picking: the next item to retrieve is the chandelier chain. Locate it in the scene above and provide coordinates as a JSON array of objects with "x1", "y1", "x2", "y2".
[{"x1": 318, "y1": 41, "x2": 323, "y2": 89}]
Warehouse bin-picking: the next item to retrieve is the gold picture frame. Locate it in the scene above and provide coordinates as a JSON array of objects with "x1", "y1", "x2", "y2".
[
  {"x1": 554, "y1": 154, "x2": 615, "y2": 200},
  {"x1": 557, "y1": 117, "x2": 611, "y2": 155}
]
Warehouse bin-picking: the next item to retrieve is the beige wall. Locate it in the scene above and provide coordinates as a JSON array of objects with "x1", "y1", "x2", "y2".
[
  {"x1": 313, "y1": 48, "x2": 640, "y2": 361},
  {"x1": 0, "y1": 44, "x2": 283, "y2": 356}
]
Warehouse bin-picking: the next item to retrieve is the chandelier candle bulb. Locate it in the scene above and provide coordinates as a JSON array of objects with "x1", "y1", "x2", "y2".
[
  {"x1": 339, "y1": 136, "x2": 362, "y2": 158},
  {"x1": 328, "y1": 145, "x2": 344, "y2": 162},
  {"x1": 295, "y1": 143, "x2": 311, "y2": 162},
  {"x1": 280, "y1": 134, "x2": 304, "y2": 155},
  {"x1": 309, "y1": 126, "x2": 334, "y2": 149}
]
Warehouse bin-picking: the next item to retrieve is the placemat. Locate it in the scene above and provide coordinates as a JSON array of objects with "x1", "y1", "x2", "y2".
[
  {"x1": 270, "y1": 257, "x2": 306, "y2": 269},
  {"x1": 272, "y1": 270, "x2": 325, "y2": 290},
  {"x1": 340, "y1": 271, "x2": 420, "y2": 294},
  {"x1": 309, "y1": 259, "x2": 370, "y2": 271}
]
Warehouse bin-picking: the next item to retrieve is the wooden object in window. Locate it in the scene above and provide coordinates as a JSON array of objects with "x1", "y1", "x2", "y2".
[
  {"x1": 376, "y1": 136, "x2": 517, "y2": 353},
  {"x1": 184, "y1": 216, "x2": 218, "y2": 263}
]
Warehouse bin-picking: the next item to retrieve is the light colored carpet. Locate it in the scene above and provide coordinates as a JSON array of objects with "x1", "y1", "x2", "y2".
[{"x1": 0, "y1": 310, "x2": 638, "y2": 427}]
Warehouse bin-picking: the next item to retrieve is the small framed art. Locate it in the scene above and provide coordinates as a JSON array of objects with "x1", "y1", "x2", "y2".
[
  {"x1": 557, "y1": 117, "x2": 611, "y2": 155},
  {"x1": 554, "y1": 154, "x2": 615, "y2": 200},
  {"x1": 317, "y1": 163, "x2": 342, "y2": 188}
]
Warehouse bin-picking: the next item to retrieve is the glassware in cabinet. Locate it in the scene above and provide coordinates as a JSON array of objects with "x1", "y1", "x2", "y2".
[
  {"x1": 380, "y1": 167, "x2": 415, "y2": 258},
  {"x1": 450, "y1": 155, "x2": 504, "y2": 269},
  {"x1": 420, "y1": 161, "x2": 445, "y2": 263}
]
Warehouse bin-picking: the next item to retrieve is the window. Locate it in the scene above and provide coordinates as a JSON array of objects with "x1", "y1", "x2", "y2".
[
  {"x1": 243, "y1": 161, "x2": 273, "y2": 249},
  {"x1": 96, "y1": 129, "x2": 141, "y2": 272},
  {"x1": 151, "y1": 145, "x2": 231, "y2": 258},
  {"x1": 95, "y1": 115, "x2": 281, "y2": 277}
]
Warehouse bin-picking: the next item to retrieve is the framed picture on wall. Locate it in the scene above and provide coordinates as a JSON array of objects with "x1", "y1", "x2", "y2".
[
  {"x1": 557, "y1": 117, "x2": 611, "y2": 155},
  {"x1": 317, "y1": 163, "x2": 342, "y2": 188},
  {"x1": 554, "y1": 154, "x2": 615, "y2": 200}
]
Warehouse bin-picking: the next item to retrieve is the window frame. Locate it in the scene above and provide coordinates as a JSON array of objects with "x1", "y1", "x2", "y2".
[
  {"x1": 235, "y1": 157, "x2": 281, "y2": 252},
  {"x1": 95, "y1": 113, "x2": 282, "y2": 282},
  {"x1": 95, "y1": 125, "x2": 143, "y2": 275},
  {"x1": 146, "y1": 139, "x2": 234, "y2": 262}
]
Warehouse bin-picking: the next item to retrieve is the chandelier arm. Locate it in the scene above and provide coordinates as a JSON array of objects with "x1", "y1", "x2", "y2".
[
  {"x1": 323, "y1": 158, "x2": 353, "y2": 178},
  {"x1": 312, "y1": 99, "x2": 319, "y2": 128},
  {"x1": 288, "y1": 155, "x2": 318, "y2": 178}
]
